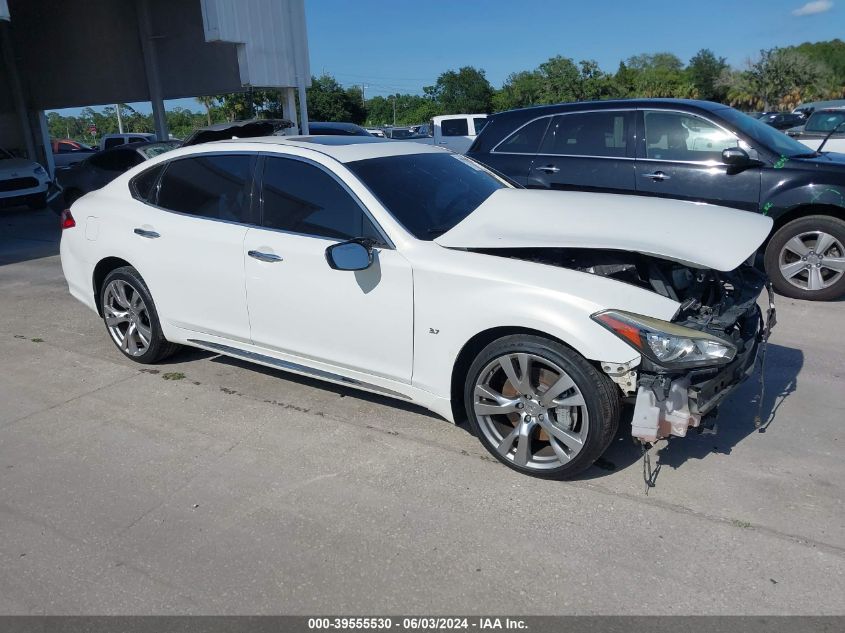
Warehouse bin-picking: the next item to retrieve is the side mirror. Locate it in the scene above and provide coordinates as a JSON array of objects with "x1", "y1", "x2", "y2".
[
  {"x1": 722, "y1": 146, "x2": 750, "y2": 166},
  {"x1": 325, "y1": 239, "x2": 373, "y2": 271}
]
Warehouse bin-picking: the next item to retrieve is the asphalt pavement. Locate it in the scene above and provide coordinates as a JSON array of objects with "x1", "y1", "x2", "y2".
[{"x1": 0, "y1": 207, "x2": 843, "y2": 614}]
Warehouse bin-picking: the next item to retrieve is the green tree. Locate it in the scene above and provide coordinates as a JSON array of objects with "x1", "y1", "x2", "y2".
[
  {"x1": 793, "y1": 39, "x2": 845, "y2": 86},
  {"x1": 493, "y1": 70, "x2": 543, "y2": 111},
  {"x1": 306, "y1": 74, "x2": 366, "y2": 123},
  {"x1": 429, "y1": 66, "x2": 494, "y2": 114},
  {"x1": 688, "y1": 49, "x2": 728, "y2": 101},
  {"x1": 749, "y1": 48, "x2": 835, "y2": 108}
]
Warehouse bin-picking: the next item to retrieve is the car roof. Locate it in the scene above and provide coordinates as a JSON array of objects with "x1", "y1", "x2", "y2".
[
  {"x1": 491, "y1": 98, "x2": 729, "y2": 120},
  {"x1": 188, "y1": 135, "x2": 449, "y2": 163}
]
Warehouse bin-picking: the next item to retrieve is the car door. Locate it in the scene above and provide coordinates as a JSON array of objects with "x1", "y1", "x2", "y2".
[
  {"x1": 125, "y1": 152, "x2": 257, "y2": 342},
  {"x1": 635, "y1": 109, "x2": 761, "y2": 212},
  {"x1": 438, "y1": 117, "x2": 475, "y2": 153},
  {"x1": 243, "y1": 154, "x2": 413, "y2": 383},
  {"x1": 526, "y1": 109, "x2": 636, "y2": 193}
]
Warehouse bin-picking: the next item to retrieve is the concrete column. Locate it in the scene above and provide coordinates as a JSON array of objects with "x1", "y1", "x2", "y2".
[
  {"x1": 297, "y1": 80, "x2": 309, "y2": 135},
  {"x1": 282, "y1": 87, "x2": 298, "y2": 134},
  {"x1": 37, "y1": 111, "x2": 55, "y2": 178},
  {"x1": 136, "y1": 0, "x2": 169, "y2": 141}
]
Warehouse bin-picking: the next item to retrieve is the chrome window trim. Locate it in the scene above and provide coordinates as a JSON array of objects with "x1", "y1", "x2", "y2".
[
  {"x1": 257, "y1": 152, "x2": 395, "y2": 249},
  {"x1": 490, "y1": 108, "x2": 633, "y2": 156}
]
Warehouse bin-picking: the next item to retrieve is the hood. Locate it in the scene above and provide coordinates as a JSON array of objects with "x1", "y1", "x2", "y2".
[
  {"x1": 180, "y1": 118, "x2": 292, "y2": 146},
  {"x1": 0, "y1": 158, "x2": 42, "y2": 176},
  {"x1": 434, "y1": 189, "x2": 772, "y2": 271}
]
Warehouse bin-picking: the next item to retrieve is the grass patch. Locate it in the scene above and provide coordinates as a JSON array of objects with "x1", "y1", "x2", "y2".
[{"x1": 162, "y1": 372, "x2": 186, "y2": 381}]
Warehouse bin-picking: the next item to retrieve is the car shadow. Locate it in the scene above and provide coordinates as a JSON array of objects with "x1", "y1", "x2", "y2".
[
  {"x1": 577, "y1": 342, "x2": 803, "y2": 480},
  {"x1": 197, "y1": 352, "x2": 444, "y2": 420},
  {"x1": 0, "y1": 206, "x2": 60, "y2": 266}
]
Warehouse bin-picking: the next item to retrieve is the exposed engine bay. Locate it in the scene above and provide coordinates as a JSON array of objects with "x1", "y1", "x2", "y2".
[{"x1": 474, "y1": 247, "x2": 775, "y2": 442}]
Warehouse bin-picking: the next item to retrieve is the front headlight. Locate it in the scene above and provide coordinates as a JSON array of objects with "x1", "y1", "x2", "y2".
[
  {"x1": 592, "y1": 310, "x2": 736, "y2": 369},
  {"x1": 34, "y1": 166, "x2": 47, "y2": 177}
]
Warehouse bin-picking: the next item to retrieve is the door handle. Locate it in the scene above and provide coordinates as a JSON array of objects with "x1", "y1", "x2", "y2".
[
  {"x1": 133, "y1": 228, "x2": 160, "y2": 238},
  {"x1": 248, "y1": 250, "x2": 283, "y2": 263},
  {"x1": 642, "y1": 171, "x2": 670, "y2": 181},
  {"x1": 536, "y1": 165, "x2": 560, "y2": 174}
]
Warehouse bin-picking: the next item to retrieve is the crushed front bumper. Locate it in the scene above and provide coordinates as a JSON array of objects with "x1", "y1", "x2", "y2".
[{"x1": 630, "y1": 293, "x2": 775, "y2": 443}]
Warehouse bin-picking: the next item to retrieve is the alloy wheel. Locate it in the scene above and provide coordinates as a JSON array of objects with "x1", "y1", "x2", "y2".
[
  {"x1": 778, "y1": 230, "x2": 845, "y2": 291},
  {"x1": 103, "y1": 279, "x2": 152, "y2": 357},
  {"x1": 473, "y1": 352, "x2": 589, "y2": 471}
]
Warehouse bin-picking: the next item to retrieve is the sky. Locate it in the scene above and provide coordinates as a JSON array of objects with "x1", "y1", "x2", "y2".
[{"x1": 51, "y1": 0, "x2": 844, "y2": 116}]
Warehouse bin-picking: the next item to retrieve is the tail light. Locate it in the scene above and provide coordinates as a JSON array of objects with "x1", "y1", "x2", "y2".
[{"x1": 60, "y1": 209, "x2": 76, "y2": 229}]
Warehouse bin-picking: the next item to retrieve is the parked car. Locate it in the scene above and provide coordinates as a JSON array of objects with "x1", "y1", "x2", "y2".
[
  {"x1": 383, "y1": 126, "x2": 421, "y2": 139},
  {"x1": 792, "y1": 99, "x2": 845, "y2": 118},
  {"x1": 59, "y1": 136, "x2": 773, "y2": 479},
  {"x1": 402, "y1": 114, "x2": 489, "y2": 153},
  {"x1": 787, "y1": 108, "x2": 845, "y2": 154},
  {"x1": 307, "y1": 122, "x2": 373, "y2": 136},
  {"x1": 99, "y1": 133, "x2": 157, "y2": 151},
  {"x1": 468, "y1": 99, "x2": 845, "y2": 301},
  {"x1": 51, "y1": 138, "x2": 97, "y2": 168},
  {"x1": 365, "y1": 128, "x2": 385, "y2": 137},
  {"x1": 57, "y1": 141, "x2": 180, "y2": 206},
  {"x1": 56, "y1": 119, "x2": 291, "y2": 209},
  {"x1": 0, "y1": 146, "x2": 50, "y2": 209},
  {"x1": 757, "y1": 111, "x2": 805, "y2": 130}
]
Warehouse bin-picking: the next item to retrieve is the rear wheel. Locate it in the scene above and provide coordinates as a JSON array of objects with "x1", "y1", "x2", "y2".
[
  {"x1": 765, "y1": 215, "x2": 845, "y2": 301},
  {"x1": 100, "y1": 267, "x2": 179, "y2": 363},
  {"x1": 464, "y1": 335, "x2": 619, "y2": 479}
]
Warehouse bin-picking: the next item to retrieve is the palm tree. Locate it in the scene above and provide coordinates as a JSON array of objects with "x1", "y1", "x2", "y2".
[{"x1": 195, "y1": 96, "x2": 215, "y2": 126}]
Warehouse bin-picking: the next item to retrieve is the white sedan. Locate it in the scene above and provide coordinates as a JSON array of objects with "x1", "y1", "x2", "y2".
[
  {"x1": 60, "y1": 137, "x2": 773, "y2": 479},
  {"x1": 1, "y1": 146, "x2": 50, "y2": 209}
]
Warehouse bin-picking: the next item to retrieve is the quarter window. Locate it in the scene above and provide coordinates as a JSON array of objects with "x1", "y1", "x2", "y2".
[
  {"x1": 260, "y1": 156, "x2": 381, "y2": 242},
  {"x1": 539, "y1": 111, "x2": 629, "y2": 157},
  {"x1": 131, "y1": 163, "x2": 165, "y2": 202},
  {"x1": 441, "y1": 118, "x2": 469, "y2": 137},
  {"x1": 157, "y1": 154, "x2": 256, "y2": 223},
  {"x1": 643, "y1": 111, "x2": 738, "y2": 162},
  {"x1": 495, "y1": 117, "x2": 551, "y2": 154}
]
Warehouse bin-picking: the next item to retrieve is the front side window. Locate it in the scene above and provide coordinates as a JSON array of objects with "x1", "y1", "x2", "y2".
[
  {"x1": 539, "y1": 111, "x2": 629, "y2": 157},
  {"x1": 347, "y1": 153, "x2": 507, "y2": 240},
  {"x1": 157, "y1": 154, "x2": 256, "y2": 223},
  {"x1": 643, "y1": 111, "x2": 738, "y2": 162},
  {"x1": 495, "y1": 117, "x2": 551, "y2": 154},
  {"x1": 260, "y1": 156, "x2": 381, "y2": 242},
  {"x1": 441, "y1": 118, "x2": 469, "y2": 137}
]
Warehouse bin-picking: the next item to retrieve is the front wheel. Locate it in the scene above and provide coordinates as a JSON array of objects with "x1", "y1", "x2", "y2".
[
  {"x1": 464, "y1": 335, "x2": 620, "y2": 480},
  {"x1": 764, "y1": 215, "x2": 845, "y2": 301}
]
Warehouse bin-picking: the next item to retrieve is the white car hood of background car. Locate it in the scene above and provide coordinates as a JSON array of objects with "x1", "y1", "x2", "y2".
[
  {"x1": 0, "y1": 158, "x2": 41, "y2": 177},
  {"x1": 435, "y1": 189, "x2": 773, "y2": 271}
]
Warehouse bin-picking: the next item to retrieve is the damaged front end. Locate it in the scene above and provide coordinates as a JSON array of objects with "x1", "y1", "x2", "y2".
[{"x1": 476, "y1": 247, "x2": 777, "y2": 442}]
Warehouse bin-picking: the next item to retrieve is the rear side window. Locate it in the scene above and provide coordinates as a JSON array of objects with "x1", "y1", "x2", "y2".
[
  {"x1": 540, "y1": 111, "x2": 629, "y2": 157},
  {"x1": 131, "y1": 163, "x2": 165, "y2": 202},
  {"x1": 157, "y1": 154, "x2": 256, "y2": 223},
  {"x1": 260, "y1": 156, "x2": 382, "y2": 242},
  {"x1": 473, "y1": 117, "x2": 488, "y2": 134},
  {"x1": 441, "y1": 118, "x2": 469, "y2": 137},
  {"x1": 495, "y1": 117, "x2": 551, "y2": 154}
]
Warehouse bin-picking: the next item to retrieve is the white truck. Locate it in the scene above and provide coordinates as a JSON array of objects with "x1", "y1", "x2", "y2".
[{"x1": 405, "y1": 114, "x2": 488, "y2": 154}]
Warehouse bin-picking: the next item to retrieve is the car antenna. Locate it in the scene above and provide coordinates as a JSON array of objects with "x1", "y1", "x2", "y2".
[{"x1": 815, "y1": 120, "x2": 845, "y2": 154}]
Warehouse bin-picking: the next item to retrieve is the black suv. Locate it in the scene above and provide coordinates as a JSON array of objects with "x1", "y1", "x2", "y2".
[
  {"x1": 758, "y1": 111, "x2": 805, "y2": 130},
  {"x1": 467, "y1": 99, "x2": 845, "y2": 301}
]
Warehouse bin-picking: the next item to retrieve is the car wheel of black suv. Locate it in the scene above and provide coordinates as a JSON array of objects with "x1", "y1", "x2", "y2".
[
  {"x1": 100, "y1": 266, "x2": 180, "y2": 363},
  {"x1": 465, "y1": 334, "x2": 620, "y2": 479},
  {"x1": 765, "y1": 215, "x2": 845, "y2": 301}
]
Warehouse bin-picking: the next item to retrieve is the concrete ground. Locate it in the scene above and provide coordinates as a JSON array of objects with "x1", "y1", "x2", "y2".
[{"x1": 0, "y1": 207, "x2": 843, "y2": 615}]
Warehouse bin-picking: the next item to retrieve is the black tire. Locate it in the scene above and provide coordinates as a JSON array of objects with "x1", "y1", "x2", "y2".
[
  {"x1": 99, "y1": 266, "x2": 180, "y2": 364},
  {"x1": 764, "y1": 215, "x2": 845, "y2": 301},
  {"x1": 27, "y1": 192, "x2": 47, "y2": 210},
  {"x1": 464, "y1": 334, "x2": 620, "y2": 480}
]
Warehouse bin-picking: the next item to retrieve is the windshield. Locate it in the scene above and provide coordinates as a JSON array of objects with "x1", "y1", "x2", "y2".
[
  {"x1": 347, "y1": 153, "x2": 507, "y2": 240},
  {"x1": 805, "y1": 111, "x2": 845, "y2": 133},
  {"x1": 717, "y1": 107, "x2": 814, "y2": 157}
]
